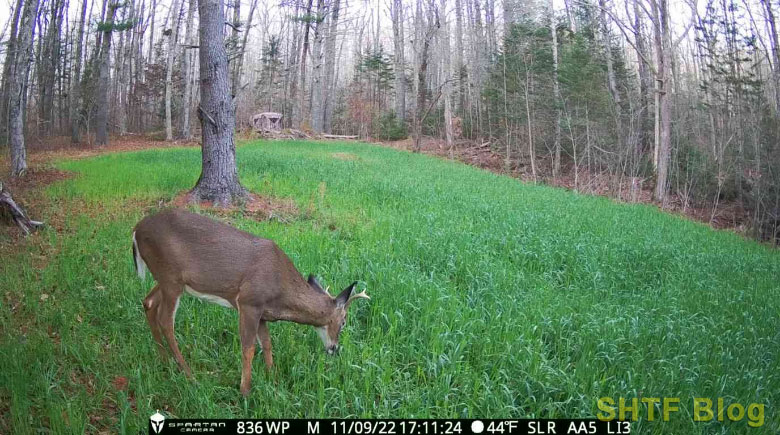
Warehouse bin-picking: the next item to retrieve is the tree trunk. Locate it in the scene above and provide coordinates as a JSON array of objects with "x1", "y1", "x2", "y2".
[
  {"x1": 229, "y1": 0, "x2": 241, "y2": 93},
  {"x1": 321, "y1": 0, "x2": 341, "y2": 133},
  {"x1": 550, "y1": 0, "x2": 561, "y2": 178},
  {"x1": 297, "y1": 0, "x2": 314, "y2": 128},
  {"x1": 309, "y1": 0, "x2": 326, "y2": 133},
  {"x1": 37, "y1": 0, "x2": 66, "y2": 137},
  {"x1": 181, "y1": 0, "x2": 197, "y2": 139},
  {"x1": 8, "y1": 0, "x2": 41, "y2": 177},
  {"x1": 633, "y1": 0, "x2": 652, "y2": 155},
  {"x1": 392, "y1": 0, "x2": 406, "y2": 122},
  {"x1": 232, "y1": 0, "x2": 259, "y2": 98},
  {"x1": 1, "y1": 0, "x2": 24, "y2": 143},
  {"x1": 413, "y1": 7, "x2": 438, "y2": 153},
  {"x1": 69, "y1": 0, "x2": 88, "y2": 142},
  {"x1": 441, "y1": 2, "x2": 454, "y2": 153},
  {"x1": 454, "y1": 0, "x2": 465, "y2": 114},
  {"x1": 651, "y1": 0, "x2": 671, "y2": 203},
  {"x1": 95, "y1": 2, "x2": 119, "y2": 147},
  {"x1": 191, "y1": 0, "x2": 247, "y2": 206},
  {"x1": 598, "y1": 0, "x2": 623, "y2": 154},
  {"x1": 165, "y1": 0, "x2": 183, "y2": 141}
]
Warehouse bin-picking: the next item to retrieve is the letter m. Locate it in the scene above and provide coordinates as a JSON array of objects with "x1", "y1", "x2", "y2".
[{"x1": 307, "y1": 421, "x2": 320, "y2": 433}]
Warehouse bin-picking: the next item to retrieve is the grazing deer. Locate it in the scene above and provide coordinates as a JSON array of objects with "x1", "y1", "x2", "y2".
[{"x1": 132, "y1": 209, "x2": 369, "y2": 396}]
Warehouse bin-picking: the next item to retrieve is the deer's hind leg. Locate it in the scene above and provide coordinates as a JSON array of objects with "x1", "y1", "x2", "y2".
[
  {"x1": 257, "y1": 321, "x2": 273, "y2": 370},
  {"x1": 143, "y1": 284, "x2": 167, "y2": 360},
  {"x1": 156, "y1": 282, "x2": 192, "y2": 377}
]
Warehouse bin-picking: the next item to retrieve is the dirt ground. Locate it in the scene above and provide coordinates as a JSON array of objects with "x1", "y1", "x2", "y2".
[{"x1": 0, "y1": 134, "x2": 752, "y2": 239}]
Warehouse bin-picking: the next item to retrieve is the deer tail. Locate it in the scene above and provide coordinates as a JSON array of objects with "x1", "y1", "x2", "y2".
[{"x1": 132, "y1": 231, "x2": 148, "y2": 280}]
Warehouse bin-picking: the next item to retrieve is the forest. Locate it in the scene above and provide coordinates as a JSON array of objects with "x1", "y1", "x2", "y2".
[{"x1": 1, "y1": 0, "x2": 779, "y2": 241}]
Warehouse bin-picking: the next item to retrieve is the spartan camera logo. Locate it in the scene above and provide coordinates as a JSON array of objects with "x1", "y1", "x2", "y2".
[{"x1": 150, "y1": 411, "x2": 165, "y2": 434}]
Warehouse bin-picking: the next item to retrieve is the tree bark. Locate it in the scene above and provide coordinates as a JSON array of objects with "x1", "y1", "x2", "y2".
[
  {"x1": 191, "y1": 0, "x2": 247, "y2": 206},
  {"x1": 8, "y1": 0, "x2": 41, "y2": 177}
]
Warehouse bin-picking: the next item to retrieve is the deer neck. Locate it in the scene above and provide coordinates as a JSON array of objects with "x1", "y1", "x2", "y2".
[{"x1": 273, "y1": 283, "x2": 334, "y2": 326}]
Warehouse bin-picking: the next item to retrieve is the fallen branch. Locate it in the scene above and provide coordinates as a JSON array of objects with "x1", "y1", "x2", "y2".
[
  {"x1": 322, "y1": 134, "x2": 358, "y2": 140},
  {"x1": 0, "y1": 181, "x2": 43, "y2": 235}
]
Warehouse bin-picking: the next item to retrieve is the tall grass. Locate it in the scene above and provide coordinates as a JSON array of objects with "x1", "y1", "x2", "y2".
[{"x1": 1, "y1": 140, "x2": 778, "y2": 433}]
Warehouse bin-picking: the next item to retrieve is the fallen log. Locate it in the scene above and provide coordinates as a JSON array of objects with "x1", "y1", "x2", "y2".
[
  {"x1": 0, "y1": 181, "x2": 43, "y2": 235},
  {"x1": 322, "y1": 134, "x2": 358, "y2": 140}
]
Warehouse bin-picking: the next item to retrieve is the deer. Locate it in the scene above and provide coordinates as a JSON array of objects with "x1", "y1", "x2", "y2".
[{"x1": 131, "y1": 208, "x2": 369, "y2": 396}]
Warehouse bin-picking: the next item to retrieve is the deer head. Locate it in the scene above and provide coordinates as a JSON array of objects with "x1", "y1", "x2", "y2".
[{"x1": 307, "y1": 275, "x2": 370, "y2": 354}]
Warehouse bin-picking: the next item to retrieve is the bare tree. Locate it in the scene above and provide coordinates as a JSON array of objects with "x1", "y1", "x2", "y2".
[{"x1": 190, "y1": 0, "x2": 247, "y2": 205}]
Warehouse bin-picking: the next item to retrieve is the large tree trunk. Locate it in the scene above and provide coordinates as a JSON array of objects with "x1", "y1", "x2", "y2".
[
  {"x1": 392, "y1": 0, "x2": 406, "y2": 122},
  {"x1": 165, "y1": 0, "x2": 183, "y2": 141},
  {"x1": 95, "y1": 2, "x2": 119, "y2": 147},
  {"x1": 69, "y1": 0, "x2": 88, "y2": 143},
  {"x1": 190, "y1": 0, "x2": 246, "y2": 206},
  {"x1": 181, "y1": 0, "x2": 197, "y2": 139},
  {"x1": 8, "y1": 0, "x2": 41, "y2": 177}
]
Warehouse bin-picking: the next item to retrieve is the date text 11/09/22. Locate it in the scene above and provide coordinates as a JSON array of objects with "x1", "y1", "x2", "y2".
[{"x1": 330, "y1": 421, "x2": 463, "y2": 435}]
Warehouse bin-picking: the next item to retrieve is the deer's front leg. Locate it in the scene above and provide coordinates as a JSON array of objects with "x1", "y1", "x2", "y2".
[
  {"x1": 257, "y1": 321, "x2": 273, "y2": 369},
  {"x1": 143, "y1": 284, "x2": 167, "y2": 360},
  {"x1": 238, "y1": 306, "x2": 261, "y2": 396}
]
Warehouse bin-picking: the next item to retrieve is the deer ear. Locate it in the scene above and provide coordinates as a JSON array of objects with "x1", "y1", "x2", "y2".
[
  {"x1": 335, "y1": 281, "x2": 358, "y2": 307},
  {"x1": 308, "y1": 274, "x2": 324, "y2": 292}
]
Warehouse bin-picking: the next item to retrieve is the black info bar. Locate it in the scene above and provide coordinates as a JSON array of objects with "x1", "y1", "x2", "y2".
[{"x1": 149, "y1": 418, "x2": 631, "y2": 435}]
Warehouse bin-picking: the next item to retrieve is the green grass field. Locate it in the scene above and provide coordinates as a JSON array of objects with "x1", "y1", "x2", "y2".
[{"x1": 1, "y1": 140, "x2": 778, "y2": 433}]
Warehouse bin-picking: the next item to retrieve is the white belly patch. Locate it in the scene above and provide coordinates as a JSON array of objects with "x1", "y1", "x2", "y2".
[{"x1": 184, "y1": 285, "x2": 234, "y2": 308}]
